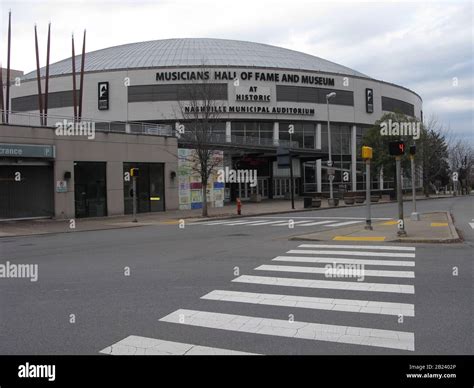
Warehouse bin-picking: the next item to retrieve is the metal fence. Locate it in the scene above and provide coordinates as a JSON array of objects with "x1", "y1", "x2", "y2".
[{"x1": 1, "y1": 111, "x2": 175, "y2": 137}]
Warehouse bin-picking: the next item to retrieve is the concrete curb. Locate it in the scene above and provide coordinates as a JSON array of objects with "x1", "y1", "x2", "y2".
[
  {"x1": 289, "y1": 211, "x2": 462, "y2": 244},
  {"x1": 0, "y1": 194, "x2": 463, "y2": 239}
]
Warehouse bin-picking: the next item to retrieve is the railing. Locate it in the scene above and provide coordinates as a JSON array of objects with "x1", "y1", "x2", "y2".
[
  {"x1": 2, "y1": 110, "x2": 309, "y2": 149},
  {"x1": 0, "y1": 110, "x2": 175, "y2": 137},
  {"x1": 190, "y1": 133, "x2": 299, "y2": 148}
]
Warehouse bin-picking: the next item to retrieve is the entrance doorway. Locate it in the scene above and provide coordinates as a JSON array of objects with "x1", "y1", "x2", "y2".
[
  {"x1": 0, "y1": 164, "x2": 54, "y2": 219},
  {"x1": 74, "y1": 162, "x2": 107, "y2": 218}
]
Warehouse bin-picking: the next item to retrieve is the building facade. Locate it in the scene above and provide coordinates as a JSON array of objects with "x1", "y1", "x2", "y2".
[{"x1": 2, "y1": 38, "x2": 422, "y2": 218}]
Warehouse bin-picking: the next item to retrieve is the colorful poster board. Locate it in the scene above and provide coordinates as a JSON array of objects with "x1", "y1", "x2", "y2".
[{"x1": 178, "y1": 148, "x2": 224, "y2": 210}]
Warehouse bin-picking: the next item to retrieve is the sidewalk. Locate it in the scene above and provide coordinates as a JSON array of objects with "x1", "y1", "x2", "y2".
[
  {"x1": 290, "y1": 211, "x2": 460, "y2": 243},
  {"x1": 0, "y1": 194, "x2": 455, "y2": 238}
]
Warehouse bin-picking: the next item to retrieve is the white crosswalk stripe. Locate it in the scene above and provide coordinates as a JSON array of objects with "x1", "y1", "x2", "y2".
[
  {"x1": 159, "y1": 309, "x2": 415, "y2": 351},
  {"x1": 323, "y1": 220, "x2": 363, "y2": 227},
  {"x1": 232, "y1": 275, "x2": 415, "y2": 294},
  {"x1": 287, "y1": 249, "x2": 415, "y2": 258},
  {"x1": 255, "y1": 264, "x2": 415, "y2": 278},
  {"x1": 201, "y1": 290, "x2": 415, "y2": 317},
  {"x1": 101, "y1": 242, "x2": 416, "y2": 354},
  {"x1": 298, "y1": 220, "x2": 334, "y2": 226},
  {"x1": 298, "y1": 244, "x2": 416, "y2": 251},
  {"x1": 469, "y1": 222, "x2": 474, "y2": 229},
  {"x1": 100, "y1": 335, "x2": 258, "y2": 355},
  {"x1": 192, "y1": 217, "x2": 395, "y2": 229},
  {"x1": 273, "y1": 255, "x2": 415, "y2": 267}
]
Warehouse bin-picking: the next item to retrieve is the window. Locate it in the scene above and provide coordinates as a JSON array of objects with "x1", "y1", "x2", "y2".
[
  {"x1": 259, "y1": 122, "x2": 273, "y2": 141},
  {"x1": 381, "y1": 96, "x2": 414, "y2": 116},
  {"x1": 303, "y1": 123, "x2": 316, "y2": 149},
  {"x1": 276, "y1": 86, "x2": 354, "y2": 106}
]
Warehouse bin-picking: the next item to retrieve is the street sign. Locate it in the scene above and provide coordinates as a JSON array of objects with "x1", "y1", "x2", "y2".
[
  {"x1": 276, "y1": 147, "x2": 291, "y2": 168},
  {"x1": 343, "y1": 171, "x2": 350, "y2": 182},
  {"x1": 56, "y1": 180, "x2": 67, "y2": 193},
  {"x1": 327, "y1": 160, "x2": 333, "y2": 167},
  {"x1": 0, "y1": 143, "x2": 55, "y2": 158},
  {"x1": 452, "y1": 172, "x2": 458, "y2": 182},
  {"x1": 327, "y1": 167, "x2": 336, "y2": 176}
]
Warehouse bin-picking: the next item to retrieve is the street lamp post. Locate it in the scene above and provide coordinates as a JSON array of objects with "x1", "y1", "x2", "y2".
[{"x1": 326, "y1": 92, "x2": 336, "y2": 204}]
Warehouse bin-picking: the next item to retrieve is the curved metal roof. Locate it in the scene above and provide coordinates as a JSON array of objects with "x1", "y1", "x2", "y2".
[{"x1": 23, "y1": 38, "x2": 369, "y2": 80}]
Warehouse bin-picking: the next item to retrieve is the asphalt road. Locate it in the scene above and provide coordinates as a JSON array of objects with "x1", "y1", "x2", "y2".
[{"x1": 0, "y1": 195, "x2": 472, "y2": 355}]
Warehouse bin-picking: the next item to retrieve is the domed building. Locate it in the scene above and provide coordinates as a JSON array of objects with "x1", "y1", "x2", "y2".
[{"x1": 5, "y1": 38, "x2": 422, "y2": 217}]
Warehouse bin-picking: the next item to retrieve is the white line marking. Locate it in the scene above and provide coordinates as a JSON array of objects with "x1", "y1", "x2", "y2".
[
  {"x1": 198, "y1": 220, "x2": 243, "y2": 225},
  {"x1": 100, "y1": 335, "x2": 257, "y2": 355},
  {"x1": 288, "y1": 250, "x2": 415, "y2": 258},
  {"x1": 251, "y1": 216, "x2": 393, "y2": 220},
  {"x1": 245, "y1": 220, "x2": 294, "y2": 226},
  {"x1": 232, "y1": 275, "x2": 415, "y2": 294},
  {"x1": 255, "y1": 264, "x2": 415, "y2": 278},
  {"x1": 297, "y1": 220, "x2": 335, "y2": 226},
  {"x1": 271, "y1": 220, "x2": 315, "y2": 226},
  {"x1": 298, "y1": 244, "x2": 416, "y2": 251},
  {"x1": 324, "y1": 221, "x2": 363, "y2": 227},
  {"x1": 201, "y1": 290, "x2": 415, "y2": 317},
  {"x1": 469, "y1": 223, "x2": 474, "y2": 229},
  {"x1": 224, "y1": 220, "x2": 271, "y2": 225},
  {"x1": 273, "y1": 256, "x2": 415, "y2": 267},
  {"x1": 159, "y1": 309, "x2": 415, "y2": 351}
]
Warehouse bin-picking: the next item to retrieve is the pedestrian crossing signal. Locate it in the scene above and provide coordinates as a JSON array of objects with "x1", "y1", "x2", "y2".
[
  {"x1": 130, "y1": 168, "x2": 139, "y2": 177},
  {"x1": 361, "y1": 146, "x2": 373, "y2": 159},
  {"x1": 389, "y1": 141, "x2": 405, "y2": 156}
]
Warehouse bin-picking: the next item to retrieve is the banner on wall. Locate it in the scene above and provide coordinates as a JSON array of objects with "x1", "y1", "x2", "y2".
[{"x1": 178, "y1": 149, "x2": 224, "y2": 210}]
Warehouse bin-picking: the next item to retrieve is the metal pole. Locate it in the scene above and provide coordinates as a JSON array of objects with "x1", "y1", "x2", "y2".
[
  {"x1": 34, "y1": 25, "x2": 43, "y2": 126},
  {"x1": 410, "y1": 155, "x2": 420, "y2": 221},
  {"x1": 71, "y1": 34, "x2": 77, "y2": 121},
  {"x1": 290, "y1": 153, "x2": 295, "y2": 209},
  {"x1": 365, "y1": 159, "x2": 372, "y2": 230},
  {"x1": 132, "y1": 175, "x2": 137, "y2": 223},
  {"x1": 44, "y1": 22, "x2": 51, "y2": 126},
  {"x1": 396, "y1": 156, "x2": 406, "y2": 236},
  {"x1": 6, "y1": 10, "x2": 11, "y2": 123},
  {"x1": 327, "y1": 99, "x2": 333, "y2": 200},
  {"x1": 0, "y1": 66, "x2": 4, "y2": 123},
  {"x1": 78, "y1": 29, "x2": 86, "y2": 121}
]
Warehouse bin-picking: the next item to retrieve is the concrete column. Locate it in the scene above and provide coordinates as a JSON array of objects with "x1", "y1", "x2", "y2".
[
  {"x1": 379, "y1": 167, "x2": 384, "y2": 190},
  {"x1": 225, "y1": 121, "x2": 231, "y2": 142},
  {"x1": 316, "y1": 123, "x2": 321, "y2": 149},
  {"x1": 351, "y1": 125, "x2": 357, "y2": 191},
  {"x1": 273, "y1": 122, "x2": 279, "y2": 146},
  {"x1": 316, "y1": 159, "x2": 322, "y2": 193},
  {"x1": 107, "y1": 161, "x2": 125, "y2": 216},
  {"x1": 175, "y1": 122, "x2": 181, "y2": 139}
]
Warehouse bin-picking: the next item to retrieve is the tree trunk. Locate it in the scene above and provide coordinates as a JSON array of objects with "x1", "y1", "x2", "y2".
[{"x1": 202, "y1": 179, "x2": 208, "y2": 217}]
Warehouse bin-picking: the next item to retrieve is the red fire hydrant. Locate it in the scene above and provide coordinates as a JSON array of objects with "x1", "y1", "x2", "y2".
[{"x1": 236, "y1": 198, "x2": 242, "y2": 215}]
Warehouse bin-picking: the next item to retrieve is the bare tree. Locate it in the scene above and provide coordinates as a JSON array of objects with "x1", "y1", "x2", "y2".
[
  {"x1": 449, "y1": 138, "x2": 474, "y2": 194},
  {"x1": 175, "y1": 68, "x2": 225, "y2": 216}
]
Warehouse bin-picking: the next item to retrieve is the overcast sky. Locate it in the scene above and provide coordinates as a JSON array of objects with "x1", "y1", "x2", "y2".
[{"x1": 1, "y1": 0, "x2": 472, "y2": 142}]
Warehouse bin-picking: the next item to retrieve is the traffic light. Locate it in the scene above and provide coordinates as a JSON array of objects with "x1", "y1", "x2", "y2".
[
  {"x1": 130, "y1": 168, "x2": 139, "y2": 177},
  {"x1": 389, "y1": 141, "x2": 405, "y2": 156},
  {"x1": 409, "y1": 145, "x2": 416, "y2": 155}
]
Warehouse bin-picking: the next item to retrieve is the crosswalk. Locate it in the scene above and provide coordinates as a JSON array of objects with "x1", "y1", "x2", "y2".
[
  {"x1": 469, "y1": 219, "x2": 474, "y2": 229},
  {"x1": 192, "y1": 216, "x2": 393, "y2": 229},
  {"x1": 100, "y1": 243, "x2": 416, "y2": 355}
]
